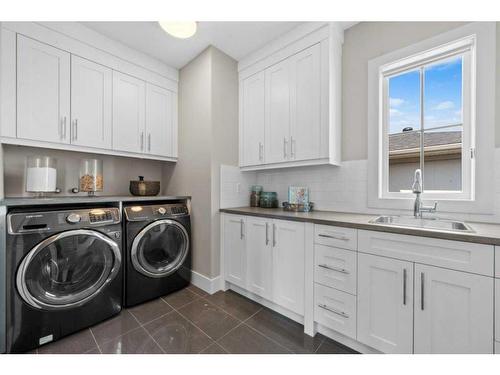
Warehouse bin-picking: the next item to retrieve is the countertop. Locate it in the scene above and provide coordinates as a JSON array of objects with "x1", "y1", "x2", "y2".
[
  {"x1": 219, "y1": 206, "x2": 500, "y2": 246},
  {"x1": 0, "y1": 195, "x2": 191, "y2": 207}
]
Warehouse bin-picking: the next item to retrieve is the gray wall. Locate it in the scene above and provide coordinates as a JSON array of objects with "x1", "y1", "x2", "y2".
[
  {"x1": 163, "y1": 46, "x2": 238, "y2": 278},
  {"x1": 2, "y1": 145, "x2": 165, "y2": 197},
  {"x1": 342, "y1": 22, "x2": 468, "y2": 161}
]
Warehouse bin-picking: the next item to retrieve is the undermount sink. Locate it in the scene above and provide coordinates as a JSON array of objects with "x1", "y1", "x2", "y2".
[{"x1": 369, "y1": 215, "x2": 474, "y2": 233}]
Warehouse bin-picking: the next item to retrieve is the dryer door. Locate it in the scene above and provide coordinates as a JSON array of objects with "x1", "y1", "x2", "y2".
[
  {"x1": 16, "y1": 229, "x2": 121, "y2": 310},
  {"x1": 131, "y1": 219, "x2": 189, "y2": 278}
]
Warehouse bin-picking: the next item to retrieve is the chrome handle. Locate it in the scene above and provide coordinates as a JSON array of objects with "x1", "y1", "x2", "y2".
[
  {"x1": 420, "y1": 272, "x2": 425, "y2": 310},
  {"x1": 59, "y1": 117, "x2": 64, "y2": 140},
  {"x1": 240, "y1": 219, "x2": 244, "y2": 240},
  {"x1": 318, "y1": 233, "x2": 349, "y2": 241},
  {"x1": 272, "y1": 223, "x2": 276, "y2": 247},
  {"x1": 403, "y1": 268, "x2": 407, "y2": 305},
  {"x1": 73, "y1": 119, "x2": 78, "y2": 141},
  {"x1": 317, "y1": 303, "x2": 349, "y2": 318},
  {"x1": 148, "y1": 133, "x2": 151, "y2": 152},
  {"x1": 290, "y1": 136, "x2": 295, "y2": 158},
  {"x1": 140, "y1": 132, "x2": 144, "y2": 151},
  {"x1": 318, "y1": 264, "x2": 350, "y2": 274},
  {"x1": 259, "y1": 142, "x2": 263, "y2": 161},
  {"x1": 63, "y1": 116, "x2": 67, "y2": 139},
  {"x1": 283, "y1": 137, "x2": 288, "y2": 159},
  {"x1": 265, "y1": 222, "x2": 269, "y2": 245}
]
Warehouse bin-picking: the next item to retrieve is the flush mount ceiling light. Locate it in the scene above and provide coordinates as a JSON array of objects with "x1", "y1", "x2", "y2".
[{"x1": 158, "y1": 21, "x2": 197, "y2": 39}]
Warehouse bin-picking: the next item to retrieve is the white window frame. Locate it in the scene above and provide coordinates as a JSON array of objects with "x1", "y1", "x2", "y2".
[
  {"x1": 367, "y1": 22, "x2": 496, "y2": 214},
  {"x1": 380, "y1": 37, "x2": 474, "y2": 201}
]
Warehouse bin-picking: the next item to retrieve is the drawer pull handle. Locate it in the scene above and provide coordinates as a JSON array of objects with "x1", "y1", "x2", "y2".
[
  {"x1": 318, "y1": 233, "x2": 349, "y2": 241},
  {"x1": 420, "y1": 272, "x2": 425, "y2": 311},
  {"x1": 318, "y1": 264, "x2": 350, "y2": 274},
  {"x1": 403, "y1": 268, "x2": 407, "y2": 306},
  {"x1": 317, "y1": 303, "x2": 349, "y2": 318}
]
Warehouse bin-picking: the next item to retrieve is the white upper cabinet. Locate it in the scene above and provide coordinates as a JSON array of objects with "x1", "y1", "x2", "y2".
[
  {"x1": 145, "y1": 83, "x2": 175, "y2": 158},
  {"x1": 289, "y1": 43, "x2": 321, "y2": 161},
  {"x1": 265, "y1": 59, "x2": 291, "y2": 164},
  {"x1": 272, "y1": 219, "x2": 305, "y2": 315},
  {"x1": 238, "y1": 24, "x2": 342, "y2": 171},
  {"x1": 240, "y1": 72, "x2": 265, "y2": 166},
  {"x1": 357, "y1": 253, "x2": 414, "y2": 354},
  {"x1": 112, "y1": 71, "x2": 146, "y2": 154},
  {"x1": 17, "y1": 35, "x2": 70, "y2": 144},
  {"x1": 414, "y1": 264, "x2": 494, "y2": 354},
  {"x1": 71, "y1": 55, "x2": 112, "y2": 149}
]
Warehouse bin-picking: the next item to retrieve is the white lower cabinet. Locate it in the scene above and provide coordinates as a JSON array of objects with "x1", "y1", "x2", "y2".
[
  {"x1": 246, "y1": 216, "x2": 273, "y2": 300},
  {"x1": 223, "y1": 215, "x2": 246, "y2": 289},
  {"x1": 314, "y1": 244, "x2": 356, "y2": 294},
  {"x1": 272, "y1": 220, "x2": 305, "y2": 315},
  {"x1": 314, "y1": 283, "x2": 356, "y2": 339},
  {"x1": 496, "y1": 279, "x2": 500, "y2": 342},
  {"x1": 414, "y1": 264, "x2": 494, "y2": 354},
  {"x1": 357, "y1": 253, "x2": 414, "y2": 354}
]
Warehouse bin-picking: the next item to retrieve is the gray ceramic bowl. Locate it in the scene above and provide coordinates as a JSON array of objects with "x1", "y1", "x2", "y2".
[{"x1": 129, "y1": 178, "x2": 160, "y2": 196}]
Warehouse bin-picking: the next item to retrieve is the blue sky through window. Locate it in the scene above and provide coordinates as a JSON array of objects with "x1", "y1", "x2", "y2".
[{"x1": 388, "y1": 56, "x2": 463, "y2": 134}]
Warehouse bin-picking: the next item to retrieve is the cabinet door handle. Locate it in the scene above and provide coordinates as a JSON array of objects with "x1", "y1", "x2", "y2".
[
  {"x1": 317, "y1": 303, "x2": 349, "y2": 319},
  {"x1": 259, "y1": 142, "x2": 263, "y2": 161},
  {"x1": 403, "y1": 268, "x2": 407, "y2": 306},
  {"x1": 63, "y1": 116, "x2": 67, "y2": 139},
  {"x1": 59, "y1": 117, "x2": 64, "y2": 140},
  {"x1": 140, "y1": 132, "x2": 144, "y2": 151},
  {"x1": 318, "y1": 264, "x2": 349, "y2": 274},
  {"x1": 290, "y1": 136, "x2": 295, "y2": 158},
  {"x1": 420, "y1": 272, "x2": 425, "y2": 310},
  {"x1": 240, "y1": 219, "x2": 244, "y2": 240},
  {"x1": 265, "y1": 222, "x2": 269, "y2": 245},
  {"x1": 318, "y1": 233, "x2": 349, "y2": 241},
  {"x1": 283, "y1": 137, "x2": 288, "y2": 159},
  {"x1": 148, "y1": 133, "x2": 151, "y2": 152},
  {"x1": 73, "y1": 119, "x2": 78, "y2": 141},
  {"x1": 272, "y1": 223, "x2": 276, "y2": 247}
]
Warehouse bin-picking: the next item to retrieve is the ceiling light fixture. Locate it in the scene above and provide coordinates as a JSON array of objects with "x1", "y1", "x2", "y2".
[{"x1": 158, "y1": 21, "x2": 197, "y2": 39}]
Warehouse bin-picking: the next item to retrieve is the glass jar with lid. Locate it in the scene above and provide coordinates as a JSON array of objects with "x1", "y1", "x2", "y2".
[
  {"x1": 250, "y1": 185, "x2": 263, "y2": 207},
  {"x1": 26, "y1": 156, "x2": 57, "y2": 195},
  {"x1": 79, "y1": 159, "x2": 103, "y2": 196}
]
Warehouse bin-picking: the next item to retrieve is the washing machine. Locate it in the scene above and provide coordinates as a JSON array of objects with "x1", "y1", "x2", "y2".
[
  {"x1": 5, "y1": 206, "x2": 123, "y2": 353},
  {"x1": 123, "y1": 201, "x2": 191, "y2": 307}
]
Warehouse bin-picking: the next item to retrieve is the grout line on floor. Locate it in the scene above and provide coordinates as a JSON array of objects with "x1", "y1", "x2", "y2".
[
  {"x1": 88, "y1": 328, "x2": 102, "y2": 354},
  {"x1": 214, "y1": 307, "x2": 263, "y2": 348},
  {"x1": 128, "y1": 308, "x2": 167, "y2": 354},
  {"x1": 242, "y1": 321, "x2": 293, "y2": 354}
]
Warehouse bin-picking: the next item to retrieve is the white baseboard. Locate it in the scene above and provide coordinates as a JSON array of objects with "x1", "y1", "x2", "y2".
[{"x1": 190, "y1": 270, "x2": 223, "y2": 295}]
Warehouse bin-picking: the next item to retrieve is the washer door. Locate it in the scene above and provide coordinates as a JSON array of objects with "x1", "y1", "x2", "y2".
[
  {"x1": 131, "y1": 219, "x2": 189, "y2": 278},
  {"x1": 16, "y1": 229, "x2": 121, "y2": 310}
]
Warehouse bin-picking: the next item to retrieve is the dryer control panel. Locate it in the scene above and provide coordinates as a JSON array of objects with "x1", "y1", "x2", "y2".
[{"x1": 124, "y1": 203, "x2": 189, "y2": 222}]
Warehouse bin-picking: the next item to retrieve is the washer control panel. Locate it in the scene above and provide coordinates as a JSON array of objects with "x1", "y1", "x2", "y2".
[{"x1": 124, "y1": 203, "x2": 189, "y2": 221}]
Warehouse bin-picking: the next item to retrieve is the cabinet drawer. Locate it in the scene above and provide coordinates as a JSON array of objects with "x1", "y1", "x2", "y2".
[
  {"x1": 314, "y1": 283, "x2": 356, "y2": 339},
  {"x1": 314, "y1": 225, "x2": 357, "y2": 251},
  {"x1": 314, "y1": 244, "x2": 357, "y2": 294},
  {"x1": 358, "y1": 230, "x2": 494, "y2": 276}
]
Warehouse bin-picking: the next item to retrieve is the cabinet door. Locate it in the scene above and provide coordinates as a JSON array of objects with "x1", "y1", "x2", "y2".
[
  {"x1": 112, "y1": 71, "x2": 146, "y2": 153},
  {"x1": 265, "y1": 60, "x2": 290, "y2": 164},
  {"x1": 145, "y1": 83, "x2": 175, "y2": 157},
  {"x1": 223, "y1": 215, "x2": 246, "y2": 288},
  {"x1": 272, "y1": 219, "x2": 305, "y2": 315},
  {"x1": 357, "y1": 253, "x2": 414, "y2": 354},
  {"x1": 240, "y1": 72, "x2": 265, "y2": 166},
  {"x1": 71, "y1": 56, "x2": 112, "y2": 149},
  {"x1": 17, "y1": 35, "x2": 70, "y2": 144},
  {"x1": 414, "y1": 264, "x2": 494, "y2": 354},
  {"x1": 246, "y1": 217, "x2": 272, "y2": 300},
  {"x1": 290, "y1": 43, "x2": 321, "y2": 161}
]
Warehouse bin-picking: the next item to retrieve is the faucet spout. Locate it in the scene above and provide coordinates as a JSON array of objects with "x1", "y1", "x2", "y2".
[{"x1": 411, "y1": 169, "x2": 437, "y2": 217}]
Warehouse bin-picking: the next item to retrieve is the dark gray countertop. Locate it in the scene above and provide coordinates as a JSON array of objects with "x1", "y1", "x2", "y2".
[
  {"x1": 220, "y1": 206, "x2": 500, "y2": 246},
  {"x1": 0, "y1": 195, "x2": 191, "y2": 207}
]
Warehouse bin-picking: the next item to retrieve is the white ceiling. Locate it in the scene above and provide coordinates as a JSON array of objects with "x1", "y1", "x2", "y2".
[{"x1": 82, "y1": 21, "x2": 306, "y2": 69}]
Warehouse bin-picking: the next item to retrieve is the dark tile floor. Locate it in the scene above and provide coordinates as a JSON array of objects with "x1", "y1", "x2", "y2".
[{"x1": 29, "y1": 285, "x2": 358, "y2": 354}]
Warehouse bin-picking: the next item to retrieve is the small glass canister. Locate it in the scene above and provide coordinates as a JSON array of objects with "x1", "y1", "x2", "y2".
[
  {"x1": 26, "y1": 156, "x2": 57, "y2": 194},
  {"x1": 79, "y1": 159, "x2": 103, "y2": 196},
  {"x1": 259, "y1": 192, "x2": 278, "y2": 208},
  {"x1": 250, "y1": 185, "x2": 263, "y2": 207}
]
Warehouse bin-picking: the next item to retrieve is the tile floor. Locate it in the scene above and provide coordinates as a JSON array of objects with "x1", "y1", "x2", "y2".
[{"x1": 28, "y1": 285, "x2": 358, "y2": 354}]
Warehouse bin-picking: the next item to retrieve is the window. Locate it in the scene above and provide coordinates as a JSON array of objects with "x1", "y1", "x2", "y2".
[{"x1": 380, "y1": 36, "x2": 474, "y2": 200}]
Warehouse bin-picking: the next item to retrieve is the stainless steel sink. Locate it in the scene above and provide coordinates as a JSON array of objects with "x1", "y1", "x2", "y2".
[{"x1": 369, "y1": 215, "x2": 474, "y2": 233}]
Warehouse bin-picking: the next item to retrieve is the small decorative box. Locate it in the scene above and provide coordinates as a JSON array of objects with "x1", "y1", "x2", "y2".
[{"x1": 288, "y1": 186, "x2": 309, "y2": 205}]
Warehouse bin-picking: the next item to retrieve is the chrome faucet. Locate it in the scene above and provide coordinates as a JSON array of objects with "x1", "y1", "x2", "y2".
[{"x1": 412, "y1": 169, "x2": 437, "y2": 217}]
